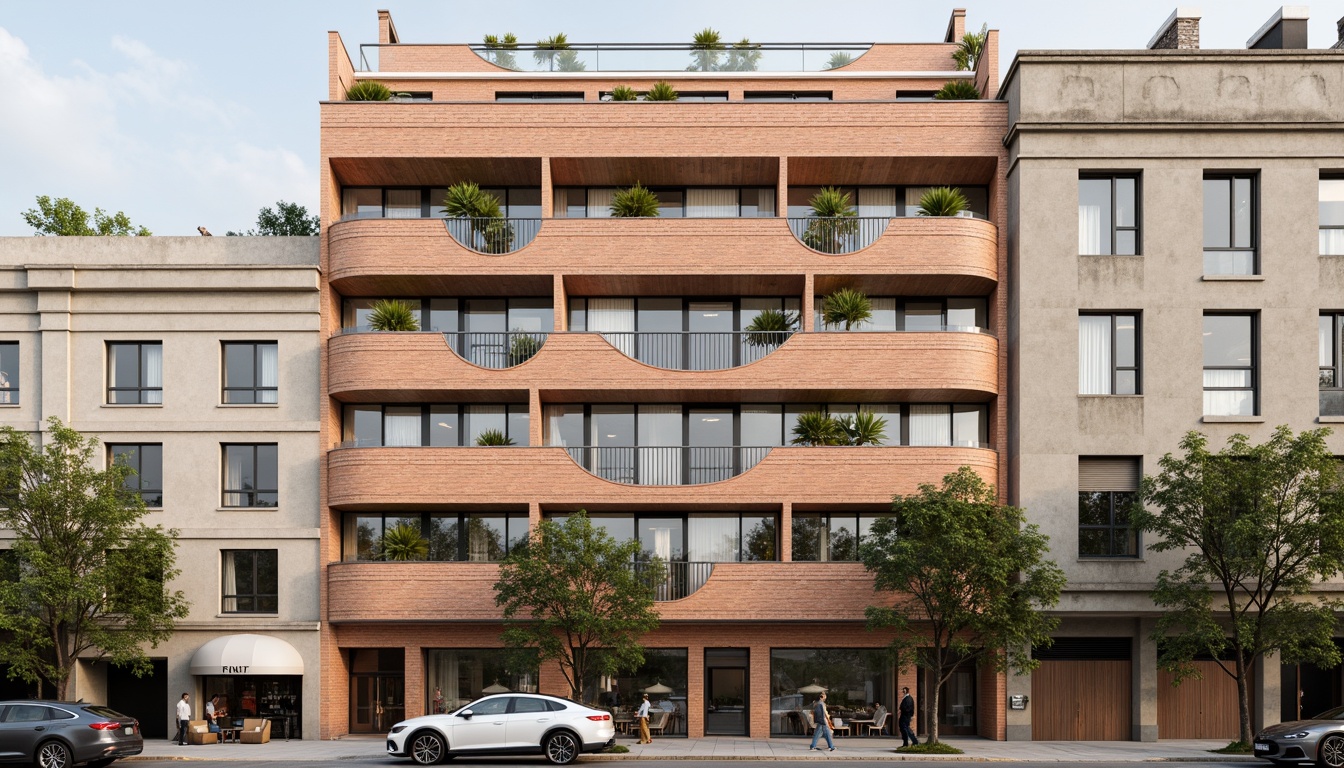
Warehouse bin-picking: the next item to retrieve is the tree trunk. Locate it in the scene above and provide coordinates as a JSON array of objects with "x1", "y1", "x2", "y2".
[
  {"x1": 1235, "y1": 653, "x2": 1252, "y2": 745},
  {"x1": 927, "y1": 671, "x2": 941, "y2": 744}
]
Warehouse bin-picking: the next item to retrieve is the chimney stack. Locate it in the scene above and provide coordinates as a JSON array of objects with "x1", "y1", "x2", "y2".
[
  {"x1": 1247, "y1": 6, "x2": 1309, "y2": 49},
  {"x1": 1148, "y1": 8, "x2": 1201, "y2": 50}
]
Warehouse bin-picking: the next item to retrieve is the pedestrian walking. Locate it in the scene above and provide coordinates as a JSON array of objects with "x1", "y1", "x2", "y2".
[
  {"x1": 174, "y1": 693, "x2": 191, "y2": 746},
  {"x1": 637, "y1": 693, "x2": 652, "y2": 744},
  {"x1": 808, "y1": 691, "x2": 836, "y2": 752},
  {"x1": 898, "y1": 686, "x2": 917, "y2": 746}
]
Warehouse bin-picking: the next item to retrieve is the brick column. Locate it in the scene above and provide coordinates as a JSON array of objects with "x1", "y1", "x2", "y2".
[
  {"x1": 540, "y1": 157, "x2": 553, "y2": 218},
  {"x1": 404, "y1": 645, "x2": 424, "y2": 720},
  {"x1": 750, "y1": 643, "x2": 771, "y2": 738},
  {"x1": 801, "y1": 274, "x2": 815, "y2": 332},
  {"x1": 776, "y1": 156, "x2": 788, "y2": 218},
  {"x1": 528, "y1": 501, "x2": 541, "y2": 533},
  {"x1": 553, "y1": 274, "x2": 567, "y2": 331},
  {"x1": 529, "y1": 389, "x2": 542, "y2": 447},
  {"x1": 780, "y1": 502, "x2": 793, "y2": 561},
  {"x1": 686, "y1": 645, "x2": 705, "y2": 737}
]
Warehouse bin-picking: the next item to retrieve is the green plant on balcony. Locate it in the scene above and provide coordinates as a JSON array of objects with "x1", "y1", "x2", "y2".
[
  {"x1": 838, "y1": 410, "x2": 888, "y2": 446},
  {"x1": 645, "y1": 81, "x2": 679, "y2": 102},
  {"x1": 483, "y1": 33, "x2": 520, "y2": 69},
  {"x1": 743, "y1": 308, "x2": 798, "y2": 348},
  {"x1": 475, "y1": 429, "x2": 516, "y2": 447},
  {"x1": 917, "y1": 186, "x2": 970, "y2": 217},
  {"x1": 380, "y1": 523, "x2": 429, "y2": 561},
  {"x1": 934, "y1": 80, "x2": 982, "y2": 100},
  {"x1": 824, "y1": 52, "x2": 855, "y2": 70},
  {"x1": 534, "y1": 33, "x2": 586, "y2": 72},
  {"x1": 953, "y1": 23, "x2": 988, "y2": 71},
  {"x1": 610, "y1": 85, "x2": 638, "y2": 102},
  {"x1": 821, "y1": 287, "x2": 873, "y2": 331},
  {"x1": 610, "y1": 183, "x2": 661, "y2": 217},
  {"x1": 368, "y1": 299, "x2": 420, "y2": 331},
  {"x1": 443, "y1": 181, "x2": 515, "y2": 253},
  {"x1": 724, "y1": 39, "x2": 762, "y2": 72},
  {"x1": 345, "y1": 81, "x2": 393, "y2": 101},
  {"x1": 790, "y1": 411, "x2": 847, "y2": 446},
  {"x1": 507, "y1": 332, "x2": 543, "y2": 365},
  {"x1": 801, "y1": 187, "x2": 859, "y2": 253},
  {"x1": 688, "y1": 28, "x2": 725, "y2": 71}
]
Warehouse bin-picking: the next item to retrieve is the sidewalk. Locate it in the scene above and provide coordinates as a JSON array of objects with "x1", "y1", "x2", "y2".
[{"x1": 128, "y1": 733, "x2": 1261, "y2": 762}]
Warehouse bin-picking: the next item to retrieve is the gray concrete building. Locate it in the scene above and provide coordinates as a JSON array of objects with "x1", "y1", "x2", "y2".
[
  {"x1": 0, "y1": 236, "x2": 321, "y2": 740},
  {"x1": 1003, "y1": 6, "x2": 1344, "y2": 742}
]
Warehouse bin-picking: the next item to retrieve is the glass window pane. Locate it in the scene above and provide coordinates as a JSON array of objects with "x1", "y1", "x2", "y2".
[
  {"x1": 741, "y1": 405, "x2": 783, "y2": 447},
  {"x1": 427, "y1": 514, "x2": 460, "y2": 561},
  {"x1": 590, "y1": 405, "x2": 635, "y2": 446},
  {"x1": 1203, "y1": 315, "x2": 1252, "y2": 367},
  {"x1": 742, "y1": 515, "x2": 777, "y2": 561},
  {"x1": 428, "y1": 299, "x2": 458, "y2": 333},
  {"x1": 226, "y1": 446, "x2": 255, "y2": 493},
  {"x1": 507, "y1": 188, "x2": 543, "y2": 219},
  {"x1": 1322, "y1": 179, "x2": 1344, "y2": 226},
  {"x1": 588, "y1": 514, "x2": 636, "y2": 544},
  {"x1": 110, "y1": 343, "x2": 139, "y2": 389},
  {"x1": 465, "y1": 514, "x2": 507, "y2": 561},
  {"x1": 1078, "y1": 178, "x2": 1113, "y2": 255},
  {"x1": 1078, "y1": 492, "x2": 1109, "y2": 526},
  {"x1": 639, "y1": 517, "x2": 684, "y2": 561},
  {"x1": 1204, "y1": 369, "x2": 1252, "y2": 388},
  {"x1": 342, "y1": 188, "x2": 383, "y2": 219},
  {"x1": 1115, "y1": 177, "x2": 1136, "y2": 228},
  {"x1": 462, "y1": 300, "x2": 506, "y2": 334},
  {"x1": 791, "y1": 513, "x2": 823, "y2": 561},
  {"x1": 384, "y1": 406, "x2": 422, "y2": 447},
  {"x1": 787, "y1": 186, "x2": 823, "y2": 219},
  {"x1": 568, "y1": 298, "x2": 587, "y2": 332},
  {"x1": 345, "y1": 404, "x2": 383, "y2": 446},
  {"x1": 0, "y1": 343, "x2": 16, "y2": 404},
  {"x1": 385, "y1": 189, "x2": 422, "y2": 219},
  {"x1": 429, "y1": 188, "x2": 449, "y2": 218},
  {"x1": 1115, "y1": 316, "x2": 1136, "y2": 368},
  {"x1": 903, "y1": 302, "x2": 943, "y2": 331},
  {"x1": 223, "y1": 344, "x2": 255, "y2": 389},
  {"x1": 952, "y1": 405, "x2": 986, "y2": 447},
  {"x1": 655, "y1": 189, "x2": 684, "y2": 217},
  {"x1": 507, "y1": 407, "x2": 530, "y2": 446},
  {"x1": 687, "y1": 514, "x2": 740, "y2": 562},
  {"x1": 946, "y1": 298, "x2": 986, "y2": 331},
  {"x1": 1116, "y1": 230, "x2": 1137, "y2": 256},
  {"x1": 1203, "y1": 178, "x2": 1231, "y2": 248},
  {"x1": 508, "y1": 299, "x2": 553, "y2": 333},
  {"x1": 1116, "y1": 370, "x2": 1137, "y2": 395},
  {"x1": 545, "y1": 405, "x2": 585, "y2": 447},
  {"x1": 1233, "y1": 177, "x2": 1253, "y2": 248},
  {"x1": 464, "y1": 405, "x2": 506, "y2": 445},
  {"x1": 257, "y1": 444, "x2": 278, "y2": 490},
  {"x1": 429, "y1": 406, "x2": 458, "y2": 446},
  {"x1": 139, "y1": 443, "x2": 163, "y2": 496},
  {"x1": 354, "y1": 515, "x2": 384, "y2": 560},
  {"x1": 1079, "y1": 528, "x2": 1110, "y2": 557},
  {"x1": 828, "y1": 513, "x2": 858, "y2": 561}
]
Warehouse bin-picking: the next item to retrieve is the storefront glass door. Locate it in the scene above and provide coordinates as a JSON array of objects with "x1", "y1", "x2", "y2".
[{"x1": 705, "y1": 648, "x2": 749, "y2": 736}]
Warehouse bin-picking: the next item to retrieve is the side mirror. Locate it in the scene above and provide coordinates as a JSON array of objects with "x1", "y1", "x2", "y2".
[{"x1": 458, "y1": 710, "x2": 473, "y2": 720}]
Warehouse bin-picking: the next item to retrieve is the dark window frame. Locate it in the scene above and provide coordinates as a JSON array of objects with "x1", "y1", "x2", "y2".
[
  {"x1": 786, "y1": 184, "x2": 992, "y2": 220},
  {"x1": 812, "y1": 295, "x2": 990, "y2": 332},
  {"x1": 0, "y1": 341, "x2": 17, "y2": 405},
  {"x1": 494, "y1": 91, "x2": 585, "y2": 102},
  {"x1": 1079, "y1": 312, "x2": 1141, "y2": 395},
  {"x1": 1079, "y1": 173, "x2": 1141, "y2": 256},
  {"x1": 552, "y1": 186, "x2": 778, "y2": 219},
  {"x1": 339, "y1": 186, "x2": 542, "y2": 220},
  {"x1": 221, "y1": 341, "x2": 278, "y2": 404},
  {"x1": 1202, "y1": 172, "x2": 1260, "y2": 275},
  {"x1": 1078, "y1": 490, "x2": 1140, "y2": 558},
  {"x1": 220, "y1": 549, "x2": 278, "y2": 614},
  {"x1": 790, "y1": 510, "x2": 893, "y2": 562},
  {"x1": 108, "y1": 443, "x2": 164, "y2": 507},
  {"x1": 1202, "y1": 312, "x2": 1259, "y2": 417},
  {"x1": 342, "y1": 510, "x2": 530, "y2": 562},
  {"x1": 106, "y1": 341, "x2": 162, "y2": 405},
  {"x1": 1323, "y1": 175, "x2": 1344, "y2": 255},
  {"x1": 221, "y1": 443, "x2": 279, "y2": 508},
  {"x1": 1322, "y1": 313, "x2": 1344, "y2": 416},
  {"x1": 544, "y1": 510, "x2": 780, "y2": 563},
  {"x1": 742, "y1": 91, "x2": 833, "y2": 101},
  {"x1": 341, "y1": 403, "x2": 531, "y2": 447}
]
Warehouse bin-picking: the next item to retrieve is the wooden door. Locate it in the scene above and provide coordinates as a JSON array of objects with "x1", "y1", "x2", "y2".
[
  {"x1": 1031, "y1": 660, "x2": 1132, "y2": 740},
  {"x1": 1158, "y1": 661, "x2": 1250, "y2": 739}
]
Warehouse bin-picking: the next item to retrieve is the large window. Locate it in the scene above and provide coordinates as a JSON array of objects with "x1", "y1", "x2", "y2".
[
  {"x1": 1322, "y1": 314, "x2": 1344, "y2": 416},
  {"x1": 769, "y1": 649, "x2": 894, "y2": 736},
  {"x1": 107, "y1": 342, "x2": 162, "y2": 404},
  {"x1": 424, "y1": 649, "x2": 539, "y2": 714},
  {"x1": 108, "y1": 444, "x2": 163, "y2": 507},
  {"x1": 222, "y1": 444, "x2": 278, "y2": 507},
  {"x1": 1078, "y1": 458, "x2": 1140, "y2": 558},
  {"x1": 1323, "y1": 178, "x2": 1344, "y2": 256},
  {"x1": 221, "y1": 549, "x2": 278, "y2": 613},
  {"x1": 553, "y1": 187, "x2": 776, "y2": 219},
  {"x1": 343, "y1": 404, "x2": 530, "y2": 447},
  {"x1": 569, "y1": 297, "x2": 800, "y2": 369},
  {"x1": 1203, "y1": 314, "x2": 1257, "y2": 416},
  {"x1": 813, "y1": 296, "x2": 988, "y2": 333},
  {"x1": 342, "y1": 297, "x2": 553, "y2": 337},
  {"x1": 0, "y1": 342, "x2": 16, "y2": 404},
  {"x1": 342, "y1": 511, "x2": 528, "y2": 562},
  {"x1": 340, "y1": 187, "x2": 541, "y2": 220},
  {"x1": 787, "y1": 185, "x2": 990, "y2": 220},
  {"x1": 1078, "y1": 174, "x2": 1139, "y2": 255},
  {"x1": 547, "y1": 512, "x2": 778, "y2": 562},
  {"x1": 1079, "y1": 313, "x2": 1139, "y2": 395},
  {"x1": 600, "y1": 649, "x2": 688, "y2": 735},
  {"x1": 222, "y1": 342, "x2": 278, "y2": 404},
  {"x1": 791, "y1": 511, "x2": 892, "y2": 561},
  {"x1": 1203, "y1": 174, "x2": 1257, "y2": 275}
]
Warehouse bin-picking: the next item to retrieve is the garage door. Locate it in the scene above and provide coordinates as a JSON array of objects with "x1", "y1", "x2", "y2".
[
  {"x1": 1031, "y1": 638, "x2": 1132, "y2": 741},
  {"x1": 1159, "y1": 660, "x2": 1249, "y2": 739}
]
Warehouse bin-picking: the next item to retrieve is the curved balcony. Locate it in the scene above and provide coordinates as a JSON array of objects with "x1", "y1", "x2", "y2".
[
  {"x1": 326, "y1": 445, "x2": 997, "y2": 509},
  {"x1": 326, "y1": 216, "x2": 998, "y2": 296},
  {"x1": 443, "y1": 217, "x2": 541, "y2": 254},
  {"x1": 565, "y1": 446, "x2": 772, "y2": 486},
  {"x1": 787, "y1": 217, "x2": 890, "y2": 254},
  {"x1": 327, "y1": 329, "x2": 999, "y2": 402},
  {"x1": 445, "y1": 331, "x2": 548, "y2": 369}
]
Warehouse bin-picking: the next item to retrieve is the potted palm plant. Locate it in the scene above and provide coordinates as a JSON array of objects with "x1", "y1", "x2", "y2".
[
  {"x1": 724, "y1": 39, "x2": 762, "y2": 72},
  {"x1": 610, "y1": 184, "x2": 662, "y2": 217},
  {"x1": 443, "y1": 182, "x2": 515, "y2": 253},
  {"x1": 917, "y1": 187, "x2": 971, "y2": 217},
  {"x1": 821, "y1": 288, "x2": 872, "y2": 331},
  {"x1": 610, "y1": 85, "x2": 638, "y2": 102},
  {"x1": 801, "y1": 187, "x2": 859, "y2": 253},
  {"x1": 534, "y1": 34, "x2": 585, "y2": 72},
  {"x1": 475, "y1": 429, "x2": 516, "y2": 446},
  {"x1": 837, "y1": 411, "x2": 888, "y2": 446},
  {"x1": 380, "y1": 523, "x2": 429, "y2": 561},
  {"x1": 934, "y1": 80, "x2": 981, "y2": 100},
  {"x1": 368, "y1": 299, "x2": 420, "y2": 331},
  {"x1": 688, "y1": 28, "x2": 725, "y2": 71},
  {"x1": 790, "y1": 411, "x2": 846, "y2": 446},
  {"x1": 824, "y1": 52, "x2": 855, "y2": 70},
  {"x1": 953, "y1": 23, "x2": 988, "y2": 71},
  {"x1": 345, "y1": 81, "x2": 393, "y2": 101},
  {"x1": 645, "y1": 81, "x2": 679, "y2": 102},
  {"x1": 743, "y1": 308, "x2": 798, "y2": 348},
  {"x1": 483, "y1": 33, "x2": 519, "y2": 69}
]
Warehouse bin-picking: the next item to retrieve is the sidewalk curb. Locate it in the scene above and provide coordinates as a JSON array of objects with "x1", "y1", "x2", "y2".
[{"x1": 123, "y1": 754, "x2": 1264, "y2": 763}]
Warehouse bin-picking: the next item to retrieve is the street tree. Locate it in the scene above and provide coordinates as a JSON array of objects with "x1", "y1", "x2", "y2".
[
  {"x1": 861, "y1": 467, "x2": 1065, "y2": 744},
  {"x1": 0, "y1": 418, "x2": 189, "y2": 700},
  {"x1": 493, "y1": 510, "x2": 664, "y2": 702},
  {"x1": 21, "y1": 196, "x2": 151, "y2": 236},
  {"x1": 227, "y1": 201, "x2": 319, "y2": 236},
  {"x1": 1132, "y1": 427, "x2": 1344, "y2": 746}
]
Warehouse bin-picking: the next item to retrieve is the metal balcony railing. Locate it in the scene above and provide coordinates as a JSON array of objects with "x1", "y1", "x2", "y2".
[
  {"x1": 564, "y1": 446, "x2": 772, "y2": 485},
  {"x1": 786, "y1": 217, "x2": 891, "y2": 254},
  {"x1": 445, "y1": 331, "x2": 548, "y2": 368},
  {"x1": 599, "y1": 331, "x2": 794, "y2": 370},
  {"x1": 634, "y1": 560, "x2": 715, "y2": 602},
  {"x1": 444, "y1": 217, "x2": 542, "y2": 254}
]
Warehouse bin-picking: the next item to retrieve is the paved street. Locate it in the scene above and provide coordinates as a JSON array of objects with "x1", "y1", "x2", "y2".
[{"x1": 126, "y1": 762, "x2": 1261, "y2": 768}]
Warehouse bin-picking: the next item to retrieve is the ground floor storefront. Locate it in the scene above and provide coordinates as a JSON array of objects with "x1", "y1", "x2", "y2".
[{"x1": 320, "y1": 623, "x2": 1007, "y2": 740}]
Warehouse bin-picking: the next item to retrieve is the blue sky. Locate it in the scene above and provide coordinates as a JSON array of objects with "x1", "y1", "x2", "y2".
[{"x1": 0, "y1": 1, "x2": 1340, "y2": 236}]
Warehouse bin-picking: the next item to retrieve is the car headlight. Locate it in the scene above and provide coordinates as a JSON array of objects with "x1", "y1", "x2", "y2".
[
  {"x1": 1282, "y1": 731, "x2": 1311, "y2": 739},
  {"x1": 390, "y1": 725, "x2": 407, "y2": 735}
]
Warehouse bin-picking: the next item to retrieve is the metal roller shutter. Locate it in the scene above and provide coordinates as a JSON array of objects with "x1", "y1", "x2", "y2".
[{"x1": 1078, "y1": 457, "x2": 1140, "y2": 492}]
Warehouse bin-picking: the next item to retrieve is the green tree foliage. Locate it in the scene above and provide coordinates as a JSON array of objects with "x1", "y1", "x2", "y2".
[
  {"x1": 743, "y1": 308, "x2": 798, "y2": 348},
  {"x1": 862, "y1": 467, "x2": 1064, "y2": 744},
  {"x1": 345, "y1": 81, "x2": 393, "y2": 101},
  {"x1": 801, "y1": 187, "x2": 859, "y2": 253},
  {"x1": 494, "y1": 511, "x2": 665, "y2": 702},
  {"x1": 1132, "y1": 427, "x2": 1344, "y2": 745},
  {"x1": 442, "y1": 182, "x2": 514, "y2": 253},
  {"x1": 953, "y1": 23, "x2": 988, "y2": 71},
  {"x1": 610, "y1": 184, "x2": 662, "y2": 217},
  {"x1": 0, "y1": 418, "x2": 189, "y2": 700},
  {"x1": 724, "y1": 39, "x2": 762, "y2": 72},
  {"x1": 821, "y1": 287, "x2": 873, "y2": 331},
  {"x1": 21, "y1": 196, "x2": 151, "y2": 237},
  {"x1": 483, "y1": 33, "x2": 520, "y2": 69},
  {"x1": 644, "y1": 81, "x2": 679, "y2": 102},
  {"x1": 917, "y1": 187, "x2": 970, "y2": 217},
  {"x1": 824, "y1": 52, "x2": 855, "y2": 70},
  {"x1": 507, "y1": 333, "x2": 542, "y2": 366},
  {"x1": 534, "y1": 34, "x2": 585, "y2": 72},
  {"x1": 934, "y1": 80, "x2": 982, "y2": 100},
  {"x1": 367, "y1": 299, "x2": 420, "y2": 331},
  {"x1": 790, "y1": 410, "x2": 887, "y2": 446},
  {"x1": 227, "y1": 201, "x2": 319, "y2": 236},
  {"x1": 688, "y1": 28, "x2": 725, "y2": 71}
]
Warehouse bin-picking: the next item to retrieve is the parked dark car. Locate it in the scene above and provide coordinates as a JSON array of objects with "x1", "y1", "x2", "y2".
[{"x1": 0, "y1": 701, "x2": 142, "y2": 768}]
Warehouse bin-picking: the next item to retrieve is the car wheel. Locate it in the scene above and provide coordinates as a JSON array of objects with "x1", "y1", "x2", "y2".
[
  {"x1": 35, "y1": 740, "x2": 71, "y2": 768},
  {"x1": 545, "y1": 730, "x2": 580, "y2": 765},
  {"x1": 1322, "y1": 735, "x2": 1344, "y2": 768},
  {"x1": 409, "y1": 731, "x2": 446, "y2": 766}
]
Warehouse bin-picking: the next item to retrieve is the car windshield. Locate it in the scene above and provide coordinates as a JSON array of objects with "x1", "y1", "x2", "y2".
[
  {"x1": 463, "y1": 696, "x2": 511, "y2": 716},
  {"x1": 1314, "y1": 705, "x2": 1344, "y2": 720}
]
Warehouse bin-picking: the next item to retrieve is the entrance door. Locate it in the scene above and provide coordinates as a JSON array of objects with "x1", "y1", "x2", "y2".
[
  {"x1": 917, "y1": 664, "x2": 977, "y2": 736},
  {"x1": 704, "y1": 648, "x2": 750, "y2": 737},
  {"x1": 1029, "y1": 638, "x2": 1132, "y2": 741},
  {"x1": 351, "y1": 675, "x2": 405, "y2": 734},
  {"x1": 108, "y1": 658, "x2": 168, "y2": 739}
]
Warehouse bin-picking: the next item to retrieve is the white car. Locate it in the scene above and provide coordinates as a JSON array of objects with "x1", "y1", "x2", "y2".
[{"x1": 386, "y1": 693, "x2": 615, "y2": 765}]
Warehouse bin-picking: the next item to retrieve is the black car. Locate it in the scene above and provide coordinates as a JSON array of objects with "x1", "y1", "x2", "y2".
[{"x1": 0, "y1": 701, "x2": 142, "y2": 768}]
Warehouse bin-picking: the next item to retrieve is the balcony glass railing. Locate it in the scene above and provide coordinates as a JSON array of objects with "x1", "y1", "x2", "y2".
[
  {"x1": 564, "y1": 446, "x2": 772, "y2": 485},
  {"x1": 358, "y1": 43, "x2": 873, "y2": 74},
  {"x1": 634, "y1": 560, "x2": 715, "y2": 601},
  {"x1": 446, "y1": 331, "x2": 549, "y2": 368},
  {"x1": 600, "y1": 331, "x2": 793, "y2": 370},
  {"x1": 444, "y1": 217, "x2": 542, "y2": 254}
]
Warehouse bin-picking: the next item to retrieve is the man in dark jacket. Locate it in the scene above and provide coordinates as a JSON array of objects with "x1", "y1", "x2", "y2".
[{"x1": 898, "y1": 687, "x2": 917, "y2": 746}]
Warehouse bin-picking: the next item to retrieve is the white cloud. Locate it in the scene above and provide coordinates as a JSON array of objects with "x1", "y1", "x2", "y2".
[{"x1": 0, "y1": 26, "x2": 316, "y2": 235}]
